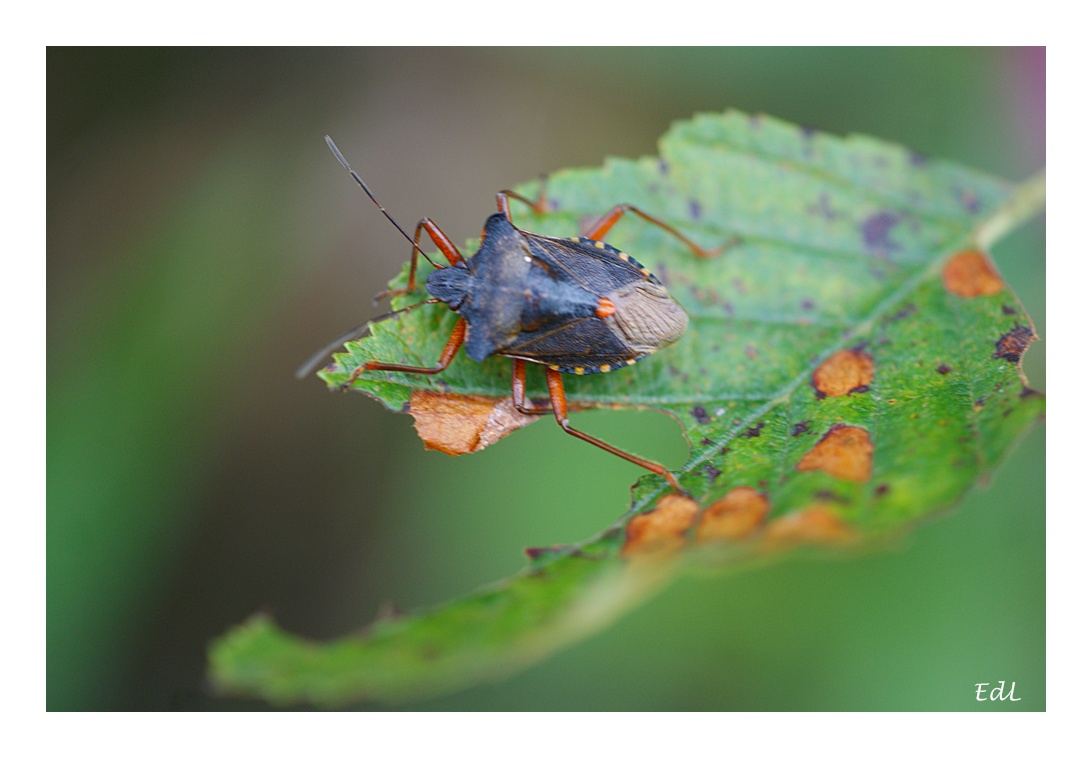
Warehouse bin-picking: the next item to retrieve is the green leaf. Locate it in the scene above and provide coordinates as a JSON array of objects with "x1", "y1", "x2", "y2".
[{"x1": 209, "y1": 110, "x2": 1044, "y2": 706}]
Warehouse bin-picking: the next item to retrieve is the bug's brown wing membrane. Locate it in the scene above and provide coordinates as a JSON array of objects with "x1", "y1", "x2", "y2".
[{"x1": 606, "y1": 280, "x2": 688, "y2": 354}]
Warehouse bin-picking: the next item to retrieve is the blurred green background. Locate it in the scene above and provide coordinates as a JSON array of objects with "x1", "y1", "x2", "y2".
[{"x1": 47, "y1": 48, "x2": 1045, "y2": 711}]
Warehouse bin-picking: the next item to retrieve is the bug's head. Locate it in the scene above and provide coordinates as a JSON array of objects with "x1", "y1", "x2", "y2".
[{"x1": 424, "y1": 262, "x2": 471, "y2": 311}]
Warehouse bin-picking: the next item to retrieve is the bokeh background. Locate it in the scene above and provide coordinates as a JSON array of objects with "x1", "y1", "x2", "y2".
[{"x1": 48, "y1": 48, "x2": 1045, "y2": 711}]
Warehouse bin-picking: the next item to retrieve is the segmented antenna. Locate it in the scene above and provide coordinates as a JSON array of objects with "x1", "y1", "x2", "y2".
[{"x1": 325, "y1": 135, "x2": 439, "y2": 269}]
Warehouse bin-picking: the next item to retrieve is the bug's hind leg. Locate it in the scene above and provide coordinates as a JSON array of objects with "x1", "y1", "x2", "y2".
[
  {"x1": 340, "y1": 318, "x2": 467, "y2": 389},
  {"x1": 583, "y1": 204, "x2": 736, "y2": 259},
  {"x1": 543, "y1": 367, "x2": 682, "y2": 491}
]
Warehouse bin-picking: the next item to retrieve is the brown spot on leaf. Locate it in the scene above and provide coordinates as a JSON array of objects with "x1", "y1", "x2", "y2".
[
  {"x1": 942, "y1": 250, "x2": 1004, "y2": 297},
  {"x1": 691, "y1": 405, "x2": 711, "y2": 424},
  {"x1": 796, "y1": 424, "x2": 873, "y2": 483},
  {"x1": 763, "y1": 506, "x2": 856, "y2": 547},
  {"x1": 409, "y1": 391, "x2": 542, "y2": 455},
  {"x1": 622, "y1": 493, "x2": 700, "y2": 558},
  {"x1": 937, "y1": 364, "x2": 952, "y2": 375},
  {"x1": 993, "y1": 326, "x2": 1035, "y2": 363},
  {"x1": 695, "y1": 487, "x2": 769, "y2": 543},
  {"x1": 812, "y1": 350, "x2": 875, "y2": 398}
]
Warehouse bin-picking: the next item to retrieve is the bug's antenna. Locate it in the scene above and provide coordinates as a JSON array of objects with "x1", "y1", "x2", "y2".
[
  {"x1": 325, "y1": 135, "x2": 440, "y2": 269},
  {"x1": 295, "y1": 298, "x2": 442, "y2": 379}
]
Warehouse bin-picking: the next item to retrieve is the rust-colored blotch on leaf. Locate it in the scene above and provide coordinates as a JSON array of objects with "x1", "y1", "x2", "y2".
[
  {"x1": 622, "y1": 493, "x2": 700, "y2": 558},
  {"x1": 696, "y1": 487, "x2": 769, "y2": 543},
  {"x1": 763, "y1": 505, "x2": 856, "y2": 547},
  {"x1": 942, "y1": 250, "x2": 1004, "y2": 298},
  {"x1": 409, "y1": 391, "x2": 542, "y2": 455},
  {"x1": 812, "y1": 349, "x2": 874, "y2": 397},
  {"x1": 796, "y1": 424, "x2": 873, "y2": 483}
]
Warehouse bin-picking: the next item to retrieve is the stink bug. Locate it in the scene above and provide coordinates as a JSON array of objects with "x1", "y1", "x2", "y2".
[{"x1": 300, "y1": 136, "x2": 726, "y2": 490}]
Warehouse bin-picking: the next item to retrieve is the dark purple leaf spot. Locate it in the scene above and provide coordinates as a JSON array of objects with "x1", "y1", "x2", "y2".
[
  {"x1": 937, "y1": 364, "x2": 952, "y2": 375},
  {"x1": 691, "y1": 405, "x2": 711, "y2": 424},
  {"x1": 956, "y1": 187, "x2": 981, "y2": 213},
  {"x1": 883, "y1": 303, "x2": 918, "y2": 323},
  {"x1": 743, "y1": 421, "x2": 765, "y2": 438},
  {"x1": 860, "y1": 211, "x2": 902, "y2": 256}
]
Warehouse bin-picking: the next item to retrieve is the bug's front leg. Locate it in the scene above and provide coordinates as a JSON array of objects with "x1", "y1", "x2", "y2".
[
  {"x1": 340, "y1": 318, "x2": 467, "y2": 389},
  {"x1": 376, "y1": 218, "x2": 467, "y2": 303},
  {"x1": 543, "y1": 367, "x2": 682, "y2": 491}
]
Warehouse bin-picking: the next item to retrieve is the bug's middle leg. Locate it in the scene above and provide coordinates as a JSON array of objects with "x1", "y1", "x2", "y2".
[
  {"x1": 496, "y1": 180, "x2": 549, "y2": 219},
  {"x1": 510, "y1": 359, "x2": 553, "y2": 415},
  {"x1": 583, "y1": 204, "x2": 734, "y2": 259},
  {"x1": 340, "y1": 318, "x2": 467, "y2": 389},
  {"x1": 544, "y1": 367, "x2": 682, "y2": 491}
]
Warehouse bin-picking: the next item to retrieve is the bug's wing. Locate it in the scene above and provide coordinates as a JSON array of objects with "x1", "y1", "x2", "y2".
[
  {"x1": 523, "y1": 233, "x2": 653, "y2": 294},
  {"x1": 496, "y1": 315, "x2": 639, "y2": 373}
]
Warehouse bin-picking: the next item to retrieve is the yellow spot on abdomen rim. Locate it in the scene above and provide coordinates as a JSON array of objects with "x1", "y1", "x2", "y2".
[{"x1": 574, "y1": 366, "x2": 585, "y2": 375}]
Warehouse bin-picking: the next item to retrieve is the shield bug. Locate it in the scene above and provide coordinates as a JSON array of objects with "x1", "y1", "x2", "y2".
[{"x1": 300, "y1": 136, "x2": 726, "y2": 490}]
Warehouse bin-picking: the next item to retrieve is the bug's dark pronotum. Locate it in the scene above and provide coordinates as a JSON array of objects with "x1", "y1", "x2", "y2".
[{"x1": 300, "y1": 136, "x2": 725, "y2": 490}]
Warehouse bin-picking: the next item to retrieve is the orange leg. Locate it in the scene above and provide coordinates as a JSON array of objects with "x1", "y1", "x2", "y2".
[
  {"x1": 544, "y1": 367, "x2": 682, "y2": 491},
  {"x1": 377, "y1": 218, "x2": 467, "y2": 302},
  {"x1": 341, "y1": 318, "x2": 467, "y2": 389},
  {"x1": 510, "y1": 359, "x2": 554, "y2": 415},
  {"x1": 583, "y1": 204, "x2": 732, "y2": 259},
  {"x1": 496, "y1": 179, "x2": 549, "y2": 219}
]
